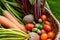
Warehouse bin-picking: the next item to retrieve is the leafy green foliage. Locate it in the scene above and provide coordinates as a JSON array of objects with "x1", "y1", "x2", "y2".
[
  {"x1": 29, "y1": 0, "x2": 34, "y2": 5},
  {"x1": 47, "y1": 0, "x2": 60, "y2": 22}
]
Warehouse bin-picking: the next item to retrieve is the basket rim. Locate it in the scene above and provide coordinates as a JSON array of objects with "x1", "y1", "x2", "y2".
[{"x1": 44, "y1": 7, "x2": 60, "y2": 40}]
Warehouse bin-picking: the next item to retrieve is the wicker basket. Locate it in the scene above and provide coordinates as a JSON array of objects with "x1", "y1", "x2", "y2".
[{"x1": 44, "y1": 2, "x2": 60, "y2": 40}]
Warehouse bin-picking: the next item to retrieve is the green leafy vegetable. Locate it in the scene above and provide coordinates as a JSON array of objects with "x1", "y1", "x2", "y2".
[{"x1": 29, "y1": 0, "x2": 34, "y2": 5}]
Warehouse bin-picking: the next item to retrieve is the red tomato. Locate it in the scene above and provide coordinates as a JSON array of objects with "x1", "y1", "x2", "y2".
[
  {"x1": 47, "y1": 39, "x2": 52, "y2": 40},
  {"x1": 25, "y1": 23, "x2": 34, "y2": 31},
  {"x1": 41, "y1": 15, "x2": 47, "y2": 21},
  {"x1": 41, "y1": 33, "x2": 48, "y2": 40},
  {"x1": 44, "y1": 24, "x2": 51, "y2": 32},
  {"x1": 44, "y1": 21, "x2": 51, "y2": 26},
  {"x1": 48, "y1": 32, "x2": 55, "y2": 39},
  {"x1": 41, "y1": 29, "x2": 46, "y2": 34}
]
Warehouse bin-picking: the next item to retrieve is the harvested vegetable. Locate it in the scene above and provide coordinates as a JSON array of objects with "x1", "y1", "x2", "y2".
[
  {"x1": 0, "y1": 28, "x2": 29, "y2": 40},
  {"x1": 35, "y1": 24, "x2": 43, "y2": 29},
  {"x1": 32, "y1": 28, "x2": 38, "y2": 32},
  {"x1": 43, "y1": 24, "x2": 51, "y2": 32},
  {"x1": 17, "y1": 0, "x2": 29, "y2": 15},
  {"x1": 38, "y1": 19, "x2": 43, "y2": 23},
  {"x1": 32, "y1": 21, "x2": 36, "y2": 24},
  {"x1": 23, "y1": 15, "x2": 34, "y2": 24},
  {"x1": 32, "y1": 28, "x2": 41, "y2": 34},
  {"x1": 41, "y1": 15, "x2": 47, "y2": 21},
  {"x1": 26, "y1": 23, "x2": 34, "y2": 31},
  {"x1": 47, "y1": 39, "x2": 52, "y2": 40},
  {"x1": 33, "y1": 0, "x2": 41, "y2": 22},
  {"x1": 0, "y1": 16, "x2": 20, "y2": 29},
  {"x1": 44, "y1": 21, "x2": 51, "y2": 26},
  {"x1": 0, "y1": 0, "x2": 56, "y2": 40},
  {"x1": 41, "y1": 33, "x2": 48, "y2": 40},
  {"x1": 3, "y1": 10, "x2": 27, "y2": 32},
  {"x1": 22, "y1": 0, "x2": 30, "y2": 15},
  {"x1": 17, "y1": 0, "x2": 23, "y2": 8},
  {"x1": 28, "y1": 32, "x2": 40, "y2": 40},
  {"x1": 37, "y1": 29, "x2": 41, "y2": 34},
  {"x1": 48, "y1": 32, "x2": 55, "y2": 39},
  {"x1": 29, "y1": 0, "x2": 34, "y2": 5},
  {"x1": 5, "y1": 1, "x2": 19, "y2": 8},
  {"x1": 1, "y1": 2, "x2": 24, "y2": 24},
  {"x1": 0, "y1": 6, "x2": 27, "y2": 32},
  {"x1": 41, "y1": 29, "x2": 46, "y2": 34}
]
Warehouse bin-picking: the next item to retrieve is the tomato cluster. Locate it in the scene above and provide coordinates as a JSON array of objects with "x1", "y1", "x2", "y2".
[{"x1": 25, "y1": 15, "x2": 55, "y2": 40}]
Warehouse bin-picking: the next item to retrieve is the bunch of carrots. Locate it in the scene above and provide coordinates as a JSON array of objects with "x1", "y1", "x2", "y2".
[
  {"x1": 0, "y1": 9, "x2": 27, "y2": 32},
  {"x1": 0, "y1": 0, "x2": 27, "y2": 32}
]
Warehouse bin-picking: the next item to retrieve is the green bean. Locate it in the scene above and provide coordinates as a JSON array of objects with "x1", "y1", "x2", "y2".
[{"x1": 0, "y1": 38, "x2": 25, "y2": 40}]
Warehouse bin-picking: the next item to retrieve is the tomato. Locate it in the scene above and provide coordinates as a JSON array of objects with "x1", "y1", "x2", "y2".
[
  {"x1": 44, "y1": 21, "x2": 51, "y2": 26},
  {"x1": 25, "y1": 23, "x2": 34, "y2": 31},
  {"x1": 41, "y1": 15, "x2": 47, "y2": 21},
  {"x1": 44, "y1": 24, "x2": 51, "y2": 32},
  {"x1": 47, "y1": 39, "x2": 52, "y2": 40},
  {"x1": 41, "y1": 33, "x2": 48, "y2": 40},
  {"x1": 48, "y1": 32, "x2": 55, "y2": 39},
  {"x1": 41, "y1": 29, "x2": 46, "y2": 34}
]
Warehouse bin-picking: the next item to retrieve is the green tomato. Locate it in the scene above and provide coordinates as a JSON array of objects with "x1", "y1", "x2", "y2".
[
  {"x1": 37, "y1": 29, "x2": 41, "y2": 34},
  {"x1": 35, "y1": 24, "x2": 43, "y2": 29},
  {"x1": 32, "y1": 28, "x2": 38, "y2": 32},
  {"x1": 38, "y1": 19, "x2": 42, "y2": 23}
]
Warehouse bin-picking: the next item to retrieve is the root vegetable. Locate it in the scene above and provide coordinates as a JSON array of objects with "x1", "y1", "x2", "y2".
[
  {"x1": 3, "y1": 10, "x2": 27, "y2": 32},
  {"x1": 28, "y1": 32, "x2": 40, "y2": 40},
  {"x1": 23, "y1": 14, "x2": 34, "y2": 24},
  {"x1": 0, "y1": 16, "x2": 19, "y2": 29}
]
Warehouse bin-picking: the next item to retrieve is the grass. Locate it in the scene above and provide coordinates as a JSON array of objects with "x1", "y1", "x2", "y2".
[{"x1": 47, "y1": 0, "x2": 60, "y2": 22}]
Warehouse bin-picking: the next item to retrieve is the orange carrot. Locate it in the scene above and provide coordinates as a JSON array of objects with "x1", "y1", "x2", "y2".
[
  {"x1": 3, "y1": 10, "x2": 27, "y2": 32},
  {"x1": 0, "y1": 16, "x2": 20, "y2": 29}
]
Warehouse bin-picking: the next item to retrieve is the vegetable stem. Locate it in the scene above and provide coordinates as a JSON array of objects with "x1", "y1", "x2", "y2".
[
  {"x1": 1, "y1": 0, "x2": 24, "y2": 25},
  {"x1": 5, "y1": 3, "x2": 24, "y2": 24},
  {"x1": 0, "y1": 7, "x2": 4, "y2": 12},
  {"x1": 42, "y1": 0, "x2": 46, "y2": 12},
  {"x1": 6, "y1": 1, "x2": 19, "y2": 7},
  {"x1": 22, "y1": 0, "x2": 30, "y2": 15},
  {"x1": 34, "y1": 0, "x2": 41, "y2": 22}
]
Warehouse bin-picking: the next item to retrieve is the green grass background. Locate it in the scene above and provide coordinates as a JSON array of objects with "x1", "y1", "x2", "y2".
[{"x1": 47, "y1": 0, "x2": 60, "y2": 22}]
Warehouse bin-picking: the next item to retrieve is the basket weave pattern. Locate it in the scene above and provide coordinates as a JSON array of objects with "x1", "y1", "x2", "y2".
[{"x1": 44, "y1": 2, "x2": 60, "y2": 40}]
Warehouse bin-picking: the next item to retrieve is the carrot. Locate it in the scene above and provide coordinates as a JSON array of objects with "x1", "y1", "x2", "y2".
[
  {"x1": 0, "y1": 16, "x2": 20, "y2": 29},
  {"x1": 3, "y1": 10, "x2": 27, "y2": 32}
]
